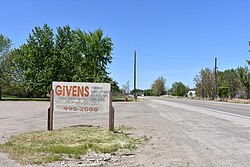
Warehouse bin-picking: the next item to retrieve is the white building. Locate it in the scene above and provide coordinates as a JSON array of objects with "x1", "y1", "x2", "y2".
[{"x1": 187, "y1": 90, "x2": 196, "y2": 97}]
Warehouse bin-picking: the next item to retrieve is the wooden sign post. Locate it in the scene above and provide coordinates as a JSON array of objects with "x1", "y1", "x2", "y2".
[
  {"x1": 109, "y1": 92, "x2": 114, "y2": 131},
  {"x1": 47, "y1": 90, "x2": 54, "y2": 131}
]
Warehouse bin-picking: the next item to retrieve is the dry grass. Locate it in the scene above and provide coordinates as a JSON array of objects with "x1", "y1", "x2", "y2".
[
  {"x1": 227, "y1": 98, "x2": 250, "y2": 104},
  {"x1": 0, "y1": 125, "x2": 146, "y2": 165}
]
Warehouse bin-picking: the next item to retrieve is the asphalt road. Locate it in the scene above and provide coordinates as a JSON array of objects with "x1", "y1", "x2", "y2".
[
  {"x1": 0, "y1": 98, "x2": 250, "y2": 167},
  {"x1": 157, "y1": 97, "x2": 250, "y2": 118},
  {"x1": 143, "y1": 96, "x2": 250, "y2": 166}
]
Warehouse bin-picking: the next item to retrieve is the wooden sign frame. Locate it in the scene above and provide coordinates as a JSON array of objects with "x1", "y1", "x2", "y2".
[{"x1": 47, "y1": 82, "x2": 114, "y2": 131}]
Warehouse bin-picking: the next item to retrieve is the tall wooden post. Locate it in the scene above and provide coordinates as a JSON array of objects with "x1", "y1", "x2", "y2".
[
  {"x1": 0, "y1": 84, "x2": 1, "y2": 100},
  {"x1": 215, "y1": 58, "x2": 218, "y2": 99},
  {"x1": 0, "y1": 74, "x2": 2, "y2": 100},
  {"x1": 48, "y1": 90, "x2": 54, "y2": 131},
  {"x1": 109, "y1": 91, "x2": 114, "y2": 131},
  {"x1": 134, "y1": 50, "x2": 137, "y2": 101}
]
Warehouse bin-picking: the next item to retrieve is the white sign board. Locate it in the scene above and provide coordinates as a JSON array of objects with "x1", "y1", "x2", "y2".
[{"x1": 52, "y1": 82, "x2": 110, "y2": 113}]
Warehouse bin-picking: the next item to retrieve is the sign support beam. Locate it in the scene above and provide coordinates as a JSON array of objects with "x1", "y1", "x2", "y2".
[
  {"x1": 109, "y1": 91, "x2": 114, "y2": 131},
  {"x1": 48, "y1": 90, "x2": 54, "y2": 131},
  {"x1": 134, "y1": 50, "x2": 137, "y2": 101}
]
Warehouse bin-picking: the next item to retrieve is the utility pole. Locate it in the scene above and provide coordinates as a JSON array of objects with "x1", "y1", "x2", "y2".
[
  {"x1": 214, "y1": 57, "x2": 218, "y2": 99},
  {"x1": 0, "y1": 83, "x2": 1, "y2": 100},
  {"x1": 0, "y1": 70, "x2": 2, "y2": 100},
  {"x1": 134, "y1": 50, "x2": 137, "y2": 101}
]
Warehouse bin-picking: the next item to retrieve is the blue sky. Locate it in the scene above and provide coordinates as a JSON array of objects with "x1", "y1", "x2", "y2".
[{"x1": 1, "y1": 0, "x2": 250, "y2": 89}]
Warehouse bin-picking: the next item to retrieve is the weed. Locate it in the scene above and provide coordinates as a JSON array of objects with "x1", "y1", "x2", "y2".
[{"x1": 0, "y1": 126, "x2": 148, "y2": 165}]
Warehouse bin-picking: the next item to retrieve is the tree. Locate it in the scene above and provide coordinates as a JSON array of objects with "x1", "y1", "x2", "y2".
[
  {"x1": 130, "y1": 89, "x2": 144, "y2": 96},
  {"x1": 248, "y1": 41, "x2": 250, "y2": 65},
  {"x1": 218, "y1": 86, "x2": 229, "y2": 99},
  {"x1": 14, "y1": 24, "x2": 55, "y2": 97},
  {"x1": 130, "y1": 89, "x2": 153, "y2": 96},
  {"x1": 194, "y1": 66, "x2": 250, "y2": 99},
  {"x1": 194, "y1": 68, "x2": 216, "y2": 99},
  {"x1": 54, "y1": 25, "x2": 82, "y2": 82},
  {"x1": 151, "y1": 76, "x2": 166, "y2": 96},
  {"x1": 237, "y1": 66, "x2": 250, "y2": 99},
  {"x1": 144, "y1": 89, "x2": 153, "y2": 96},
  {"x1": 218, "y1": 69, "x2": 241, "y2": 99},
  {"x1": 3, "y1": 24, "x2": 114, "y2": 97},
  {"x1": 72, "y1": 29, "x2": 113, "y2": 83},
  {"x1": 0, "y1": 34, "x2": 12, "y2": 57},
  {"x1": 170, "y1": 82, "x2": 188, "y2": 97},
  {"x1": 110, "y1": 79, "x2": 121, "y2": 94},
  {"x1": 1, "y1": 51, "x2": 29, "y2": 97},
  {"x1": 122, "y1": 81, "x2": 130, "y2": 95},
  {"x1": 0, "y1": 34, "x2": 12, "y2": 99}
]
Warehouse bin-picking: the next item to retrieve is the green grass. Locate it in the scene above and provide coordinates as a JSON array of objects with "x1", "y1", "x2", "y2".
[
  {"x1": 112, "y1": 96, "x2": 134, "y2": 102},
  {"x1": 1, "y1": 95, "x2": 141, "y2": 102},
  {"x1": 1, "y1": 96, "x2": 49, "y2": 101},
  {"x1": 112, "y1": 96, "x2": 145, "y2": 102},
  {"x1": 2, "y1": 96, "x2": 131, "y2": 102},
  {"x1": 0, "y1": 125, "x2": 147, "y2": 165}
]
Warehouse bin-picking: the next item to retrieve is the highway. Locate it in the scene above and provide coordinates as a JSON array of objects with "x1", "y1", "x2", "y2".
[
  {"x1": 158, "y1": 97, "x2": 250, "y2": 118},
  {"x1": 0, "y1": 99, "x2": 250, "y2": 166},
  {"x1": 141, "y1": 96, "x2": 250, "y2": 166}
]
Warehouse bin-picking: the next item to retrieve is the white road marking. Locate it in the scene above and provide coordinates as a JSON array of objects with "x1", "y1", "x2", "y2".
[{"x1": 151, "y1": 99, "x2": 250, "y2": 127}]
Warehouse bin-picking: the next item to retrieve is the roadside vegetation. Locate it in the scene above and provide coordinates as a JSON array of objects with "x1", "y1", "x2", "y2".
[
  {"x1": 0, "y1": 125, "x2": 148, "y2": 165},
  {"x1": 1, "y1": 94, "x2": 49, "y2": 101},
  {"x1": 0, "y1": 25, "x2": 119, "y2": 99},
  {"x1": 1, "y1": 27, "x2": 250, "y2": 101},
  {"x1": 194, "y1": 66, "x2": 250, "y2": 100},
  {"x1": 112, "y1": 96, "x2": 134, "y2": 102},
  {"x1": 151, "y1": 76, "x2": 166, "y2": 96},
  {"x1": 1, "y1": 94, "x2": 132, "y2": 102},
  {"x1": 168, "y1": 82, "x2": 189, "y2": 97}
]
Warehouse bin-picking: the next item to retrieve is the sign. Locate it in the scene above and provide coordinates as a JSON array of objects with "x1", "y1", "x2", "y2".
[{"x1": 52, "y1": 82, "x2": 111, "y2": 113}]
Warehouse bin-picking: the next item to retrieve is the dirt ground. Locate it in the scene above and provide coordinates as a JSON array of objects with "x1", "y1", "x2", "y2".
[{"x1": 0, "y1": 98, "x2": 250, "y2": 167}]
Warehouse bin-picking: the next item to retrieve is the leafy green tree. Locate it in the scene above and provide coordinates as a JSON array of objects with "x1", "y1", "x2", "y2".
[
  {"x1": 14, "y1": 24, "x2": 55, "y2": 97},
  {"x1": 218, "y1": 86, "x2": 229, "y2": 98},
  {"x1": 109, "y1": 78, "x2": 120, "y2": 94},
  {"x1": 73, "y1": 29, "x2": 113, "y2": 83},
  {"x1": 195, "y1": 66, "x2": 250, "y2": 99},
  {"x1": 151, "y1": 76, "x2": 166, "y2": 96},
  {"x1": 130, "y1": 89, "x2": 153, "y2": 96},
  {"x1": 170, "y1": 82, "x2": 188, "y2": 97},
  {"x1": 130, "y1": 89, "x2": 144, "y2": 96},
  {"x1": 0, "y1": 34, "x2": 11, "y2": 56},
  {"x1": 144, "y1": 89, "x2": 153, "y2": 96},
  {"x1": 0, "y1": 51, "x2": 27, "y2": 97},
  {"x1": 218, "y1": 69, "x2": 241, "y2": 99},
  {"x1": 54, "y1": 26, "x2": 83, "y2": 82},
  {"x1": 0, "y1": 34, "x2": 12, "y2": 99},
  {"x1": 4, "y1": 24, "x2": 114, "y2": 97},
  {"x1": 248, "y1": 41, "x2": 250, "y2": 65},
  {"x1": 237, "y1": 66, "x2": 250, "y2": 99}
]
